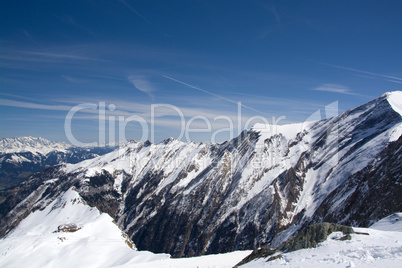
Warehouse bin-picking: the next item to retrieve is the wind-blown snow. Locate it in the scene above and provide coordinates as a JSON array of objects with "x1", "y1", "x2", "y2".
[{"x1": 241, "y1": 214, "x2": 402, "y2": 268}]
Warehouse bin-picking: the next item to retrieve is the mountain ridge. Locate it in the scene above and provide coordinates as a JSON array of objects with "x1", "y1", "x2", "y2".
[
  {"x1": 0, "y1": 137, "x2": 116, "y2": 189},
  {"x1": 0, "y1": 91, "x2": 401, "y2": 258},
  {"x1": 0, "y1": 136, "x2": 71, "y2": 155}
]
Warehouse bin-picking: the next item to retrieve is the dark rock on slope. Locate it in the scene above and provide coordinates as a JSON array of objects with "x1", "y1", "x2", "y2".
[{"x1": 0, "y1": 92, "x2": 401, "y2": 258}]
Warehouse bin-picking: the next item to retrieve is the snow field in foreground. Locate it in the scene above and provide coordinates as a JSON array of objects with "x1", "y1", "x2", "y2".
[
  {"x1": 0, "y1": 188, "x2": 250, "y2": 268},
  {"x1": 1, "y1": 190, "x2": 401, "y2": 268},
  {"x1": 241, "y1": 214, "x2": 402, "y2": 268}
]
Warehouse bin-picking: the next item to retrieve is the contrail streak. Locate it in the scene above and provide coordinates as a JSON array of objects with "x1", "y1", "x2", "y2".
[
  {"x1": 163, "y1": 75, "x2": 266, "y2": 115},
  {"x1": 314, "y1": 61, "x2": 402, "y2": 83}
]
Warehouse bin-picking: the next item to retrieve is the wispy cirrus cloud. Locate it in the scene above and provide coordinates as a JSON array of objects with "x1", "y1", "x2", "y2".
[
  {"x1": 119, "y1": 0, "x2": 150, "y2": 24},
  {"x1": 0, "y1": 51, "x2": 103, "y2": 66},
  {"x1": 312, "y1": 83, "x2": 356, "y2": 95},
  {"x1": 263, "y1": 4, "x2": 282, "y2": 26},
  {"x1": 163, "y1": 75, "x2": 267, "y2": 115},
  {"x1": 63, "y1": 15, "x2": 96, "y2": 37},
  {"x1": 0, "y1": 98, "x2": 134, "y2": 118},
  {"x1": 0, "y1": 96, "x2": 247, "y2": 131},
  {"x1": 62, "y1": 75, "x2": 88, "y2": 84},
  {"x1": 314, "y1": 61, "x2": 402, "y2": 85},
  {"x1": 127, "y1": 75, "x2": 155, "y2": 98},
  {"x1": 20, "y1": 51, "x2": 102, "y2": 61},
  {"x1": 0, "y1": 99, "x2": 72, "y2": 111}
]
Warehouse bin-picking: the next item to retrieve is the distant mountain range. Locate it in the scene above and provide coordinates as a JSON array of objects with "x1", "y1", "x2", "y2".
[
  {"x1": 0, "y1": 91, "x2": 401, "y2": 260},
  {"x1": 0, "y1": 136, "x2": 71, "y2": 155},
  {"x1": 0, "y1": 137, "x2": 116, "y2": 189}
]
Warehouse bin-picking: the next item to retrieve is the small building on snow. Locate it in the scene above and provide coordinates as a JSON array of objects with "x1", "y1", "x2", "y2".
[{"x1": 57, "y1": 223, "x2": 79, "y2": 232}]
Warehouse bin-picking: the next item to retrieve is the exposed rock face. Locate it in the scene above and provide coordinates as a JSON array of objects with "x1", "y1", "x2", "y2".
[
  {"x1": 0, "y1": 92, "x2": 401, "y2": 257},
  {"x1": 312, "y1": 134, "x2": 402, "y2": 226}
]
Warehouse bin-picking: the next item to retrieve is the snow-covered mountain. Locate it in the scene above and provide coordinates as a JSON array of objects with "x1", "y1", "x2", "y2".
[
  {"x1": 0, "y1": 137, "x2": 71, "y2": 155},
  {"x1": 0, "y1": 137, "x2": 116, "y2": 189},
  {"x1": 0, "y1": 91, "x2": 401, "y2": 259},
  {"x1": 0, "y1": 187, "x2": 250, "y2": 268}
]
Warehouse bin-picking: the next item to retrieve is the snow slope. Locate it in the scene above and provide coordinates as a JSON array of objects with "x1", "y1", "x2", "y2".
[
  {"x1": 117, "y1": 250, "x2": 252, "y2": 268},
  {"x1": 1, "y1": 91, "x2": 401, "y2": 258},
  {"x1": 0, "y1": 188, "x2": 250, "y2": 268},
  {"x1": 386, "y1": 91, "x2": 402, "y2": 116},
  {"x1": 241, "y1": 213, "x2": 402, "y2": 268},
  {"x1": 0, "y1": 188, "x2": 168, "y2": 268},
  {"x1": 1, "y1": 189, "x2": 400, "y2": 268},
  {"x1": 369, "y1": 213, "x2": 402, "y2": 232}
]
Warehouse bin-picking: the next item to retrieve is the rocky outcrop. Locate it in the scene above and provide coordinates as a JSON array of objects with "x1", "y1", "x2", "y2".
[
  {"x1": 312, "y1": 134, "x2": 402, "y2": 226},
  {"x1": 0, "y1": 92, "x2": 401, "y2": 258},
  {"x1": 236, "y1": 222, "x2": 355, "y2": 266}
]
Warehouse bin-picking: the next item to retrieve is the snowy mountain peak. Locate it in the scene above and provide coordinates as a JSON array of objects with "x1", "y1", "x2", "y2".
[
  {"x1": 385, "y1": 91, "x2": 402, "y2": 116},
  {"x1": 252, "y1": 122, "x2": 312, "y2": 142},
  {"x1": 0, "y1": 92, "x2": 401, "y2": 260},
  {"x1": 0, "y1": 136, "x2": 71, "y2": 155},
  {"x1": 161, "y1": 137, "x2": 178, "y2": 144}
]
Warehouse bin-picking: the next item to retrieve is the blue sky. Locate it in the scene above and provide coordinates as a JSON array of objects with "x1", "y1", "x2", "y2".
[{"x1": 1, "y1": 0, "x2": 401, "y2": 144}]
